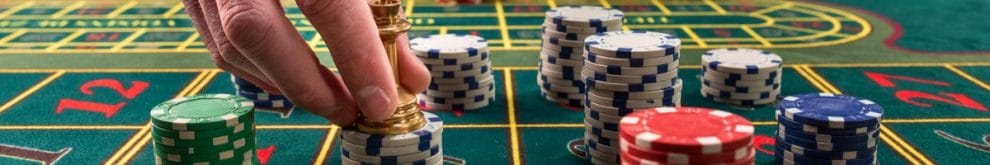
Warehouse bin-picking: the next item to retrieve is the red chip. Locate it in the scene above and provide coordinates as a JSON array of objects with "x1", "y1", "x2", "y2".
[
  {"x1": 620, "y1": 139, "x2": 753, "y2": 164},
  {"x1": 619, "y1": 107, "x2": 754, "y2": 154},
  {"x1": 620, "y1": 147, "x2": 757, "y2": 165}
]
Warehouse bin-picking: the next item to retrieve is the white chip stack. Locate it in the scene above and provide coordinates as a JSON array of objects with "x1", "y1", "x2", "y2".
[
  {"x1": 412, "y1": 34, "x2": 496, "y2": 111},
  {"x1": 538, "y1": 6, "x2": 624, "y2": 107},
  {"x1": 700, "y1": 48, "x2": 783, "y2": 106}
]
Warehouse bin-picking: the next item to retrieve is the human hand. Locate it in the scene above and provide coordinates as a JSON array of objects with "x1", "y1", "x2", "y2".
[{"x1": 181, "y1": 0, "x2": 431, "y2": 126}]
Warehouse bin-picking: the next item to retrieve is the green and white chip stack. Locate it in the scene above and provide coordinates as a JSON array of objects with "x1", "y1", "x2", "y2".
[
  {"x1": 150, "y1": 94, "x2": 257, "y2": 165},
  {"x1": 538, "y1": 6, "x2": 624, "y2": 107},
  {"x1": 700, "y1": 48, "x2": 783, "y2": 106}
]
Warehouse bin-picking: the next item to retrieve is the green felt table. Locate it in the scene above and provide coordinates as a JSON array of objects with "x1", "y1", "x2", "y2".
[{"x1": 0, "y1": 0, "x2": 988, "y2": 164}]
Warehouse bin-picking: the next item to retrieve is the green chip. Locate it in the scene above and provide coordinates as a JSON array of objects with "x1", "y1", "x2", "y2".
[
  {"x1": 154, "y1": 142, "x2": 256, "y2": 164},
  {"x1": 152, "y1": 127, "x2": 256, "y2": 147},
  {"x1": 150, "y1": 94, "x2": 254, "y2": 131},
  {"x1": 152, "y1": 122, "x2": 253, "y2": 141},
  {"x1": 154, "y1": 134, "x2": 256, "y2": 155}
]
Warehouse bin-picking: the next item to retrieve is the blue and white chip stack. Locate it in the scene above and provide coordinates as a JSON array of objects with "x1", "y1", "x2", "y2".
[
  {"x1": 774, "y1": 93, "x2": 884, "y2": 165},
  {"x1": 340, "y1": 111, "x2": 445, "y2": 165},
  {"x1": 412, "y1": 34, "x2": 495, "y2": 111},
  {"x1": 231, "y1": 75, "x2": 295, "y2": 109},
  {"x1": 539, "y1": 6, "x2": 624, "y2": 107},
  {"x1": 700, "y1": 48, "x2": 783, "y2": 106},
  {"x1": 581, "y1": 31, "x2": 682, "y2": 165}
]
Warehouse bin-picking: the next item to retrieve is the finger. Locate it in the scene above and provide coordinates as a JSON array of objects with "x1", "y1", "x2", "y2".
[
  {"x1": 296, "y1": 0, "x2": 399, "y2": 121},
  {"x1": 215, "y1": 0, "x2": 357, "y2": 123},
  {"x1": 395, "y1": 33, "x2": 431, "y2": 93},
  {"x1": 197, "y1": 0, "x2": 281, "y2": 93}
]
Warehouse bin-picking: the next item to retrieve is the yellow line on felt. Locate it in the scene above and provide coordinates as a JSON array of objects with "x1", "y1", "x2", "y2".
[
  {"x1": 621, "y1": 25, "x2": 631, "y2": 32},
  {"x1": 0, "y1": 1, "x2": 34, "y2": 19},
  {"x1": 0, "y1": 29, "x2": 27, "y2": 45},
  {"x1": 111, "y1": 28, "x2": 146, "y2": 52},
  {"x1": 650, "y1": 0, "x2": 672, "y2": 15},
  {"x1": 46, "y1": 29, "x2": 87, "y2": 52},
  {"x1": 438, "y1": 26, "x2": 448, "y2": 35},
  {"x1": 0, "y1": 125, "x2": 144, "y2": 130},
  {"x1": 944, "y1": 64, "x2": 990, "y2": 91},
  {"x1": 104, "y1": 71, "x2": 208, "y2": 165},
  {"x1": 0, "y1": 71, "x2": 64, "y2": 114},
  {"x1": 546, "y1": 0, "x2": 557, "y2": 9},
  {"x1": 106, "y1": 0, "x2": 137, "y2": 18},
  {"x1": 681, "y1": 25, "x2": 707, "y2": 48},
  {"x1": 494, "y1": 0, "x2": 512, "y2": 48},
  {"x1": 799, "y1": 66, "x2": 928, "y2": 165},
  {"x1": 741, "y1": 25, "x2": 772, "y2": 47},
  {"x1": 792, "y1": 65, "x2": 829, "y2": 96},
  {"x1": 597, "y1": 0, "x2": 612, "y2": 8},
  {"x1": 404, "y1": 0, "x2": 415, "y2": 16},
  {"x1": 503, "y1": 68, "x2": 523, "y2": 165},
  {"x1": 312, "y1": 126, "x2": 340, "y2": 165},
  {"x1": 51, "y1": 1, "x2": 86, "y2": 19},
  {"x1": 175, "y1": 33, "x2": 199, "y2": 51},
  {"x1": 161, "y1": 2, "x2": 184, "y2": 18},
  {"x1": 703, "y1": 0, "x2": 725, "y2": 15},
  {"x1": 749, "y1": 2, "x2": 792, "y2": 15}
]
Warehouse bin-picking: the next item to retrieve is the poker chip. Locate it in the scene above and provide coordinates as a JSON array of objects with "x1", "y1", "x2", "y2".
[
  {"x1": 150, "y1": 94, "x2": 254, "y2": 131},
  {"x1": 700, "y1": 48, "x2": 783, "y2": 106},
  {"x1": 620, "y1": 139, "x2": 753, "y2": 164},
  {"x1": 410, "y1": 34, "x2": 488, "y2": 58},
  {"x1": 774, "y1": 93, "x2": 883, "y2": 165},
  {"x1": 231, "y1": 75, "x2": 296, "y2": 109},
  {"x1": 584, "y1": 31, "x2": 680, "y2": 58},
  {"x1": 545, "y1": 6, "x2": 624, "y2": 28},
  {"x1": 338, "y1": 111, "x2": 445, "y2": 164},
  {"x1": 585, "y1": 51, "x2": 680, "y2": 67},
  {"x1": 778, "y1": 93, "x2": 884, "y2": 129},
  {"x1": 583, "y1": 59, "x2": 678, "y2": 76},
  {"x1": 149, "y1": 94, "x2": 258, "y2": 164},
  {"x1": 701, "y1": 48, "x2": 782, "y2": 74},
  {"x1": 618, "y1": 107, "x2": 754, "y2": 154},
  {"x1": 581, "y1": 69, "x2": 679, "y2": 84}
]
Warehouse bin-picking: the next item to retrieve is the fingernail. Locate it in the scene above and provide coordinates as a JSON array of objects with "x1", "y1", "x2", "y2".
[{"x1": 357, "y1": 87, "x2": 394, "y2": 121}]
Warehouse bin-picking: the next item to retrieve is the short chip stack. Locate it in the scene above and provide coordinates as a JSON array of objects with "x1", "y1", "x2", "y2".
[
  {"x1": 339, "y1": 111, "x2": 445, "y2": 165},
  {"x1": 775, "y1": 93, "x2": 883, "y2": 165},
  {"x1": 412, "y1": 34, "x2": 495, "y2": 111},
  {"x1": 618, "y1": 107, "x2": 756, "y2": 165},
  {"x1": 538, "y1": 6, "x2": 624, "y2": 107},
  {"x1": 150, "y1": 94, "x2": 257, "y2": 165},
  {"x1": 581, "y1": 31, "x2": 682, "y2": 164},
  {"x1": 231, "y1": 75, "x2": 295, "y2": 109},
  {"x1": 700, "y1": 48, "x2": 783, "y2": 106}
]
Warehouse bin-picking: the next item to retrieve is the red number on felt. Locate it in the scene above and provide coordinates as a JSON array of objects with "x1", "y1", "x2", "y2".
[
  {"x1": 80, "y1": 79, "x2": 149, "y2": 99},
  {"x1": 864, "y1": 71, "x2": 951, "y2": 87},
  {"x1": 55, "y1": 99, "x2": 126, "y2": 118},
  {"x1": 54, "y1": 79, "x2": 149, "y2": 118},
  {"x1": 896, "y1": 90, "x2": 988, "y2": 112}
]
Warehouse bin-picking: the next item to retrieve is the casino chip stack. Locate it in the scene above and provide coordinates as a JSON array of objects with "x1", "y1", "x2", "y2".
[
  {"x1": 538, "y1": 6, "x2": 624, "y2": 107},
  {"x1": 150, "y1": 94, "x2": 257, "y2": 165},
  {"x1": 339, "y1": 112, "x2": 445, "y2": 165},
  {"x1": 231, "y1": 75, "x2": 295, "y2": 109},
  {"x1": 411, "y1": 34, "x2": 495, "y2": 111},
  {"x1": 700, "y1": 48, "x2": 783, "y2": 106},
  {"x1": 581, "y1": 31, "x2": 682, "y2": 164},
  {"x1": 619, "y1": 107, "x2": 756, "y2": 165},
  {"x1": 774, "y1": 93, "x2": 883, "y2": 165}
]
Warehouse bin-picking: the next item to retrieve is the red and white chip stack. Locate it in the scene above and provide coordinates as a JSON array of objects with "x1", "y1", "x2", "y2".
[{"x1": 618, "y1": 107, "x2": 756, "y2": 165}]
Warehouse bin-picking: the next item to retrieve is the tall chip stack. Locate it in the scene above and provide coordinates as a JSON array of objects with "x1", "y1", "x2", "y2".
[
  {"x1": 231, "y1": 75, "x2": 295, "y2": 109},
  {"x1": 149, "y1": 94, "x2": 257, "y2": 165},
  {"x1": 340, "y1": 112, "x2": 445, "y2": 165},
  {"x1": 581, "y1": 31, "x2": 682, "y2": 164},
  {"x1": 412, "y1": 34, "x2": 495, "y2": 111},
  {"x1": 774, "y1": 93, "x2": 883, "y2": 165},
  {"x1": 700, "y1": 48, "x2": 783, "y2": 106},
  {"x1": 538, "y1": 6, "x2": 624, "y2": 107},
  {"x1": 618, "y1": 107, "x2": 756, "y2": 165}
]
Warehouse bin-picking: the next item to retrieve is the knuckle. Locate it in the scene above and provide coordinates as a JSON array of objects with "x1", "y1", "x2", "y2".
[
  {"x1": 295, "y1": 0, "x2": 342, "y2": 17},
  {"x1": 219, "y1": 1, "x2": 272, "y2": 50}
]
